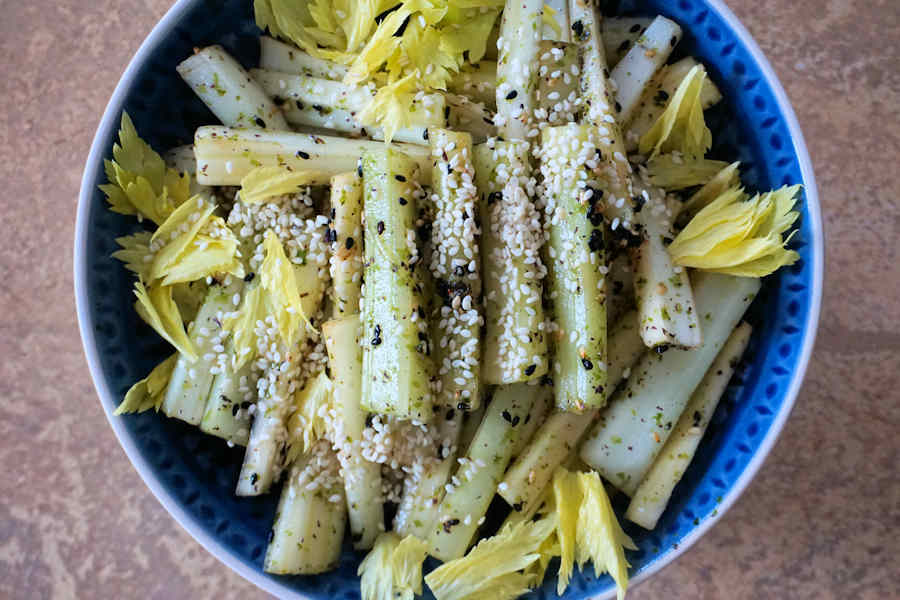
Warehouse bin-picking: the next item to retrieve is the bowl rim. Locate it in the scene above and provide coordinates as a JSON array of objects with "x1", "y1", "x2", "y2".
[{"x1": 74, "y1": 0, "x2": 823, "y2": 598}]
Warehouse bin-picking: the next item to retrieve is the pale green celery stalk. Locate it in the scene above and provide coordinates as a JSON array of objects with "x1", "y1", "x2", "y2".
[
  {"x1": 360, "y1": 148, "x2": 435, "y2": 421},
  {"x1": 497, "y1": 311, "x2": 644, "y2": 512},
  {"x1": 162, "y1": 281, "x2": 241, "y2": 425},
  {"x1": 323, "y1": 315, "x2": 383, "y2": 549},
  {"x1": 447, "y1": 62, "x2": 498, "y2": 108},
  {"x1": 625, "y1": 56, "x2": 724, "y2": 152},
  {"x1": 201, "y1": 338, "x2": 253, "y2": 446},
  {"x1": 427, "y1": 383, "x2": 541, "y2": 560},
  {"x1": 611, "y1": 16, "x2": 683, "y2": 125},
  {"x1": 177, "y1": 45, "x2": 288, "y2": 130},
  {"x1": 259, "y1": 36, "x2": 349, "y2": 80},
  {"x1": 473, "y1": 141, "x2": 548, "y2": 384},
  {"x1": 543, "y1": 0, "x2": 571, "y2": 41},
  {"x1": 263, "y1": 447, "x2": 347, "y2": 574},
  {"x1": 508, "y1": 383, "x2": 553, "y2": 459},
  {"x1": 631, "y1": 181, "x2": 700, "y2": 348},
  {"x1": 193, "y1": 126, "x2": 432, "y2": 187},
  {"x1": 393, "y1": 410, "x2": 463, "y2": 540},
  {"x1": 539, "y1": 124, "x2": 609, "y2": 411},
  {"x1": 328, "y1": 172, "x2": 364, "y2": 317},
  {"x1": 458, "y1": 403, "x2": 485, "y2": 456},
  {"x1": 580, "y1": 272, "x2": 761, "y2": 496},
  {"x1": 236, "y1": 262, "x2": 326, "y2": 496},
  {"x1": 569, "y1": 0, "x2": 638, "y2": 229},
  {"x1": 626, "y1": 322, "x2": 752, "y2": 529},
  {"x1": 535, "y1": 41, "x2": 580, "y2": 128},
  {"x1": 600, "y1": 17, "x2": 653, "y2": 68},
  {"x1": 496, "y1": 0, "x2": 543, "y2": 140},
  {"x1": 250, "y1": 69, "x2": 441, "y2": 145},
  {"x1": 163, "y1": 145, "x2": 214, "y2": 198},
  {"x1": 428, "y1": 129, "x2": 483, "y2": 411},
  {"x1": 443, "y1": 93, "x2": 496, "y2": 143}
]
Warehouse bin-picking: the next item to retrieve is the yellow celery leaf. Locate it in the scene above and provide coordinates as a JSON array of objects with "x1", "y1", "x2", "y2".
[
  {"x1": 268, "y1": 0, "x2": 323, "y2": 57},
  {"x1": 425, "y1": 517, "x2": 557, "y2": 600},
  {"x1": 358, "y1": 532, "x2": 429, "y2": 600},
  {"x1": 439, "y1": 9, "x2": 499, "y2": 65},
  {"x1": 163, "y1": 166, "x2": 193, "y2": 209},
  {"x1": 541, "y1": 4, "x2": 563, "y2": 39},
  {"x1": 358, "y1": 71, "x2": 421, "y2": 143},
  {"x1": 259, "y1": 229, "x2": 307, "y2": 344},
  {"x1": 646, "y1": 154, "x2": 730, "y2": 191},
  {"x1": 639, "y1": 65, "x2": 712, "y2": 159},
  {"x1": 111, "y1": 112, "x2": 166, "y2": 195},
  {"x1": 159, "y1": 236, "x2": 244, "y2": 286},
  {"x1": 99, "y1": 182, "x2": 138, "y2": 217},
  {"x1": 346, "y1": 7, "x2": 411, "y2": 85},
  {"x1": 679, "y1": 161, "x2": 741, "y2": 218},
  {"x1": 133, "y1": 282, "x2": 197, "y2": 361},
  {"x1": 149, "y1": 200, "x2": 216, "y2": 280},
  {"x1": 113, "y1": 165, "x2": 176, "y2": 225},
  {"x1": 286, "y1": 371, "x2": 334, "y2": 461},
  {"x1": 239, "y1": 166, "x2": 330, "y2": 204},
  {"x1": 306, "y1": 0, "x2": 341, "y2": 36},
  {"x1": 339, "y1": 0, "x2": 383, "y2": 54},
  {"x1": 170, "y1": 280, "x2": 209, "y2": 324},
  {"x1": 254, "y1": 0, "x2": 287, "y2": 39},
  {"x1": 575, "y1": 472, "x2": 637, "y2": 600},
  {"x1": 112, "y1": 231, "x2": 154, "y2": 281},
  {"x1": 552, "y1": 468, "x2": 582, "y2": 595},
  {"x1": 403, "y1": 23, "x2": 461, "y2": 90},
  {"x1": 669, "y1": 185, "x2": 801, "y2": 277},
  {"x1": 115, "y1": 353, "x2": 178, "y2": 415}
]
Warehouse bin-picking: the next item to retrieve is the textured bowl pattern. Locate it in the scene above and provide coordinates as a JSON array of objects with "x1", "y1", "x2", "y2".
[{"x1": 76, "y1": 0, "x2": 822, "y2": 598}]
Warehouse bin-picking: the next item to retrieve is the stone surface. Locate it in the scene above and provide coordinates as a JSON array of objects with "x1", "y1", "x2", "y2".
[{"x1": 0, "y1": 0, "x2": 897, "y2": 599}]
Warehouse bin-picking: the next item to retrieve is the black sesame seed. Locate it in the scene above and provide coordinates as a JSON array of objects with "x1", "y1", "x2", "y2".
[
  {"x1": 446, "y1": 408, "x2": 456, "y2": 421},
  {"x1": 312, "y1": 104, "x2": 324, "y2": 113},
  {"x1": 488, "y1": 191, "x2": 502, "y2": 204},
  {"x1": 655, "y1": 344, "x2": 670, "y2": 354},
  {"x1": 296, "y1": 150, "x2": 310, "y2": 159},
  {"x1": 670, "y1": 35, "x2": 678, "y2": 47},
  {"x1": 614, "y1": 100, "x2": 622, "y2": 113},
  {"x1": 524, "y1": 363, "x2": 536, "y2": 376},
  {"x1": 442, "y1": 518, "x2": 460, "y2": 533},
  {"x1": 295, "y1": 100, "x2": 305, "y2": 110},
  {"x1": 505, "y1": 89, "x2": 518, "y2": 100},
  {"x1": 250, "y1": 473, "x2": 259, "y2": 485},
  {"x1": 232, "y1": 403, "x2": 240, "y2": 416},
  {"x1": 395, "y1": 174, "x2": 407, "y2": 182},
  {"x1": 444, "y1": 105, "x2": 450, "y2": 120},
  {"x1": 617, "y1": 40, "x2": 631, "y2": 53},
  {"x1": 594, "y1": 384, "x2": 605, "y2": 394},
  {"x1": 454, "y1": 265, "x2": 466, "y2": 277},
  {"x1": 345, "y1": 236, "x2": 355, "y2": 249},
  {"x1": 511, "y1": 415, "x2": 520, "y2": 426},
  {"x1": 457, "y1": 401, "x2": 471, "y2": 411},
  {"x1": 572, "y1": 20, "x2": 584, "y2": 37},
  {"x1": 513, "y1": 502, "x2": 524, "y2": 512},
  {"x1": 540, "y1": 375, "x2": 553, "y2": 387},
  {"x1": 272, "y1": 95, "x2": 285, "y2": 106},
  {"x1": 357, "y1": 163, "x2": 363, "y2": 177},
  {"x1": 423, "y1": 129, "x2": 429, "y2": 140},
  {"x1": 582, "y1": 357, "x2": 594, "y2": 370},
  {"x1": 630, "y1": 23, "x2": 642, "y2": 33},
  {"x1": 633, "y1": 195, "x2": 646, "y2": 212},
  {"x1": 254, "y1": 117, "x2": 266, "y2": 128},
  {"x1": 325, "y1": 228, "x2": 337, "y2": 243},
  {"x1": 502, "y1": 409, "x2": 512, "y2": 423},
  {"x1": 654, "y1": 89, "x2": 670, "y2": 104},
  {"x1": 398, "y1": 197, "x2": 408, "y2": 205},
  {"x1": 377, "y1": 220, "x2": 385, "y2": 234},
  {"x1": 244, "y1": 272, "x2": 255, "y2": 282}
]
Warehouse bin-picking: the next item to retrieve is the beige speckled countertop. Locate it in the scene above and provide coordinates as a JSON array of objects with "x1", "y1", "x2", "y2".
[{"x1": 2, "y1": 1, "x2": 898, "y2": 598}]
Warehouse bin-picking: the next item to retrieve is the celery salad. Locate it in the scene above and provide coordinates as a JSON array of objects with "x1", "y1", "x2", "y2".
[{"x1": 103, "y1": 0, "x2": 800, "y2": 598}]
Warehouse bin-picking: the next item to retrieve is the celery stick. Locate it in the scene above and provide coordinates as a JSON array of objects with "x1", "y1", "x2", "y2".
[
  {"x1": 498, "y1": 311, "x2": 644, "y2": 511},
  {"x1": 259, "y1": 36, "x2": 349, "y2": 80},
  {"x1": 200, "y1": 339, "x2": 253, "y2": 446},
  {"x1": 540, "y1": 124, "x2": 610, "y2": 412},
  {"x1": 447, "y1": 62, "x2": 497, "y2": 108},
  {"x1": 631, "y1": 181, "x2": 700, "y2": 348},
  {"x1": 580, "y1": 272, "x2": 761, "y2": 495},
  {"x1": 427, "y1": 383, "x2": 541, "y2": 560},
  {"x1": 360, "y1": 148, "x2": 434, "y2": 420},
  {"x1": 569, "y1": 0, "x2": 639, "y2": 230},
  {"x1": 428, "y1": 130, "x2": 483, "y2": 410},
  {"x1": 535, "y1": 41, "x2": 581, "y2": 128},
  {"x1": 496, "y1": 0, "x2": 543, "y2": 140},
  {"x1": 543, "y1": 0, "x2": 571, "y2": 41},
  {"x1": 473, "y1": 141, "x2": 548, "y2": 384},
  {"x1": 194, "y1": 126, "x2": 432, "y2": 186},
  {"x1": 177, "y1": 45, "x2": 288, "y2": 130},
  {"x1": 328, "y1": 172, "x2": 364, "y2": 317},
  {"x1": 443, "y1": 93, "x2": 497, "y2": 143},
  {"x1": 250, "y1": 69, "x2": 440, "y2": 145},
  {"x1": 236, "y1": 262, "x2": 327, "y2": 496},
  {"x1": 625, "y1": 56, "x2": 724, "y2": 152},
  {"x1": 393, "y1": 410, "x2": 463, "y2": 540},
  {"x1": 601, "y1": 17, "x2": 654, "y2": 67},
  {"x1": 607, "y1": 250, "x2": 635, "y2": 324},
  {"x1": 611, "y1": 16, "x2": 683, "y2": 125},
  {"x1": 263, "y1": 445, "x2": 347, "y2": 574},
  {"x1": 508, "y1": 383, "x2": 553, "y2": 459},
  {"x1": 323, "y1": 315, "x2": 383, "y2": 549},
  {"x1": 626, "y1": 322, "x2": 752, "y2": 529},
  {"x1": 162, "y1": 281, "x2": 240, "y2": 425}
]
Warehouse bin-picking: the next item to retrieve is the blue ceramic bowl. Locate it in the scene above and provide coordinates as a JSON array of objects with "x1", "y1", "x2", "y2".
[{"x1": 75, "y1": 1, "x2": 823, "y2": 598}]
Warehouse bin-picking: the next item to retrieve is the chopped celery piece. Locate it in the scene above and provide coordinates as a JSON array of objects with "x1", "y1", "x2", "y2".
[
  {"x1": 328, "y1": 172, "x2": 364, "y2": 317},
  {"x1": 496, "y1": 0, "x2": 544, "y2": 139},
  {"x1": 581, "y1": 272, "x2": 761, "y2": 495}
]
